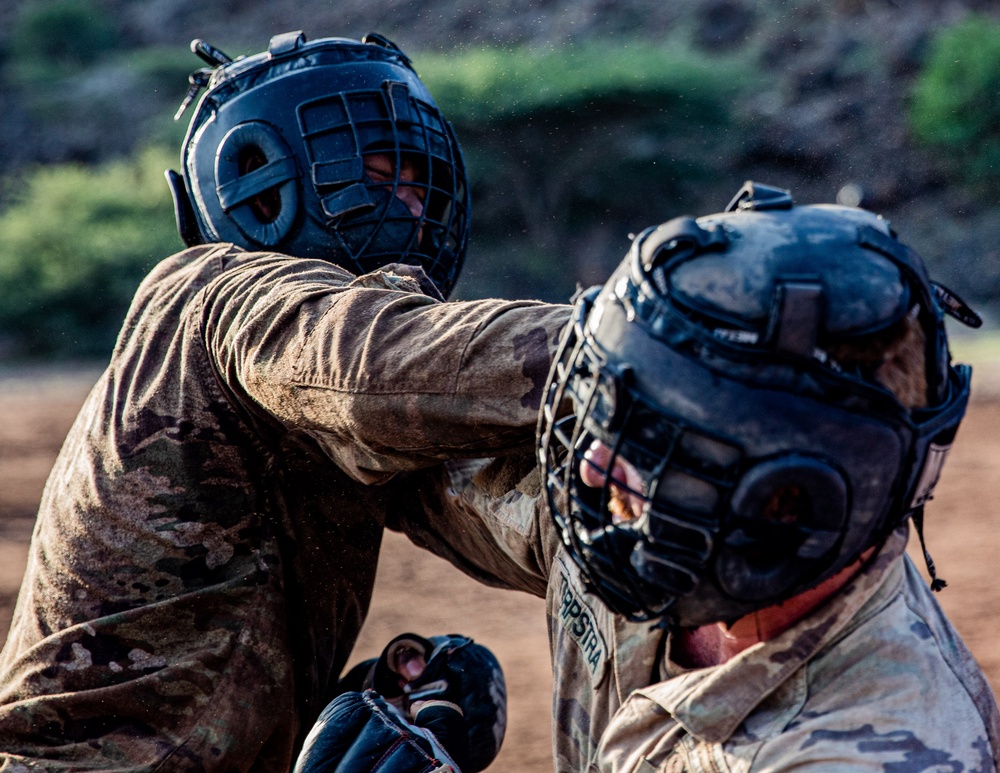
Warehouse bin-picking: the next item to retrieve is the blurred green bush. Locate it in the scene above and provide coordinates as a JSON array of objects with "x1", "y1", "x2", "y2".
[
  {"x1": 419, "y1": 40, "x2": 752, "y2": 300},
  {"x1": 910, "y1": 14, "x2": 1000, "y2": 190},
  {"x1": 8, "y1": 0, "x2": 119, "y2": 83},
  {"x1": 0, "y1": 147, "x2": 182, "y2": 358},
  {"x1": 4, "y1": 1, "x2": 192, "y2": 164},
  {"x1": 418, "y1": 42, "x2": 744, "y2": 123}
]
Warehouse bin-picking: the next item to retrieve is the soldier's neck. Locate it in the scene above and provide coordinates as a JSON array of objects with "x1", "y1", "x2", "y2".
[{"x1": 673, "y1": 547, "x2": 875, "y2": 669}]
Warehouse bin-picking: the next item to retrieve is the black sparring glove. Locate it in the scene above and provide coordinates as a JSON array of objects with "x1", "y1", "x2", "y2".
[
  {"x1": 314, "y1": 633, "x2": 506, "y2": 773},
  {"x1": 292, "y1": 689, "x2": 459, "y2": 773}
]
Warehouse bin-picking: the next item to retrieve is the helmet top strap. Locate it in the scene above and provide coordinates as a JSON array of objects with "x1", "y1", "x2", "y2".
[
  {"x1": 268, "y1": 31, "x2": 306, "y2": 57},
  {"x1": 766, "y1": 281, "x2": 823, "y2": 358},
  {"x1": 639, "y1": 216, "x2": 729, "y2": 274}
]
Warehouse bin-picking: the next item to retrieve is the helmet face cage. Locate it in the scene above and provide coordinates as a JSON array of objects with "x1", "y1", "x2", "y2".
[
  {"x1": 177, "y1": 33, "x2": 470, "y2": 297},
  {"x1": 542, "y1": 315, "x2": 746, "y2": 621},
  {"x1": 296, "y1": 79, "x2": 469, "y2": 292},
  {"x1": 539, "y1": 186, "x2": 974, "y2": 626}
]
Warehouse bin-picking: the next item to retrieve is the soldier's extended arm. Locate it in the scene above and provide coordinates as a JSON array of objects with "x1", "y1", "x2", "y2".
[{"x1": 200, "y1": 248, "x2": 571, "y2": 482}]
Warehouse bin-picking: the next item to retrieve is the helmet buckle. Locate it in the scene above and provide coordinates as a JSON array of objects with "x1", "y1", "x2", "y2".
[
  {"x1": 174, "y1": 39, "x2": 236, "y2": 121},
  {"x1": 725, "y1": 180, "x2": 794, "y2": 212}
]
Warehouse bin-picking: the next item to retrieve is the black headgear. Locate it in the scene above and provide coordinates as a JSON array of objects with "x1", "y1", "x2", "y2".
[
  {"x1": 539, "y1": 182, "x2": 979, "y2": 626},
  {"x1": 166, "y1": 31, "x2": 470, "y2": 297}
]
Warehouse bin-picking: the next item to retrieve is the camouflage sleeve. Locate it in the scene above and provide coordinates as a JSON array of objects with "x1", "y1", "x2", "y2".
[
  {"x1": 200, "y1": 250, "x2": 572, "y2": 482},
  {"x1": 749, "y1": 723, "x2": 979, "y2": 772},
  {"x1": 385, "y1": 455, "x2": 556, "y2": 598}
]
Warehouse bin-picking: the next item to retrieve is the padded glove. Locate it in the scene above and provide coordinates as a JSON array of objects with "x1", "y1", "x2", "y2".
[
  {"x1": 334, "y1": 632, "x2": 506, "y2": 772},
  {"x1": 293, "y1": 689, "x2": 460, "y2": 773}
]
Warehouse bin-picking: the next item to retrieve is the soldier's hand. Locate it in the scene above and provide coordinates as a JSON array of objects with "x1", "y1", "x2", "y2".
[
  {"x1": 292, "y1": 689, "x2": 462, "y2": 772},
  {"x1": 332, "y1": 632, "x2": 507, "y2": 773}
]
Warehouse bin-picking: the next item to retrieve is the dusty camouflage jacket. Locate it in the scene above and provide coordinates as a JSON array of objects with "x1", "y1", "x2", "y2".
[
  {"x1": 411, "y1": 458, "x2": 1000, "y2": 772},
  {"x1": 0, "y1": 244, "x2": 570, "y2": 772}
]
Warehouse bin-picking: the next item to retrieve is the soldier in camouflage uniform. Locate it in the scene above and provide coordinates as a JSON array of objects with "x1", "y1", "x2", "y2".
[
  {"x1": 398, "y1": 184, "x2": 1000, "y2": 770},
  {"x1": 0, "y1": 32, "x2": 570, "y2": 771}
]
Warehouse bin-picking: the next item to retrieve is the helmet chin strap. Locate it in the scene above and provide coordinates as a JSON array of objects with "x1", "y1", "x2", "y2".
[{"x1": 911, "y1": 504, "x2": 947, "y2": 592}]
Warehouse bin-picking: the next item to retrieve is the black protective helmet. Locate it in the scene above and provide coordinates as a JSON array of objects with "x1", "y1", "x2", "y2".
[
  {"x1": 166, "y1": 31, "x2": 470, "y2": 297},
  {"x1": 539, "y1": 182, "x2": 979, "y2": 626}
]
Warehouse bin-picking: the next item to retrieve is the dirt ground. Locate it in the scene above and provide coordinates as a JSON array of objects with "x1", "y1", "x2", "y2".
[{"x1": 1, "y1": 364, "x2": 999, "y2": 770}]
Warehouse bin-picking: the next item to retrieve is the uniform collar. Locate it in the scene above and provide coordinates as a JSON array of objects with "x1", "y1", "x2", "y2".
[{"x1": 632, "y1": 526, "x2": 909, "y2": 744}]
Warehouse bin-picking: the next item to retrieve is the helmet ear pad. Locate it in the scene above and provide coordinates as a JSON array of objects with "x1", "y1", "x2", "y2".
[
  {"x1": 165, "y1": 169, "x2": 204, "y2": 248},
  {"x1": 213, "y1": 121, "x2": 301, "y2": 248},
  {"x1": 713, "y1": 455, "x2": 849, "y2": 602}
]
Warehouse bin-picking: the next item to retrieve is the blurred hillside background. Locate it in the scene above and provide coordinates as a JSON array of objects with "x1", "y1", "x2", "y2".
[{"x1": 1, "y1": 0, "x2": 999, "y2": 359}]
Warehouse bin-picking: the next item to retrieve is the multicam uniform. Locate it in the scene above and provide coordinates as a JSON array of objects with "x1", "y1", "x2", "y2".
[
  {"x1": 0, "y1": 244, "x2": 570, "y2": 771},
  {"x1": 408, "y1": 458, "x2": 1000, "y2": 772}
]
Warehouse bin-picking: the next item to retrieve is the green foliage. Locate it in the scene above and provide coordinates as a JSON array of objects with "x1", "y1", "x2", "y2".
[
  {"x1": 0, "y1": 147, "x2": 182, "y2": 358},
  {"x1": 122, "y1": 46, "x2": 202, "y2": 98},
  {"x1": 910, "y1": 15, "x2": 1000, "y2": 188},
  {"x1": 9, "y1": 0, "x2": 119, "y2": 83},
  {"x1": 418, "y1": 40, "x2": 753, "y2": 300},
  {"x1": 416, "y1": 41, "x2": 745, "y2": 124},
  {"x1": 113, "y1": 46, "x2": 201, "y2": 148}
]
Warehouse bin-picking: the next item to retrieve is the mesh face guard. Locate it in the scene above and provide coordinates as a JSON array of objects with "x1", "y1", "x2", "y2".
[
  {"x1": 539, "y1": 183, "x2": 976, "y2": 625},
  {"x1": 167, "y1": 31, "x2": 469, "y2": 297}
]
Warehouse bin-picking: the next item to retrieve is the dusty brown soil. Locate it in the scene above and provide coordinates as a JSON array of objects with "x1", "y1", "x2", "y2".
[{"x1": 1, "y1": 364, "x2": 999, "y2": 770}]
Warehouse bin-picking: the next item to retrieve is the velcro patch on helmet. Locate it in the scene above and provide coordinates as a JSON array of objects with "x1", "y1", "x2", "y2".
[{"x1": 320, "y1": 184, "x2": 376, "y2": 220}]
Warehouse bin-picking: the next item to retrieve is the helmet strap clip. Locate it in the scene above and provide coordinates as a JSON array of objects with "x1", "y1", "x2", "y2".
[{"x1": 911, "y1": 505, "x2": 947, "y2": 592}]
